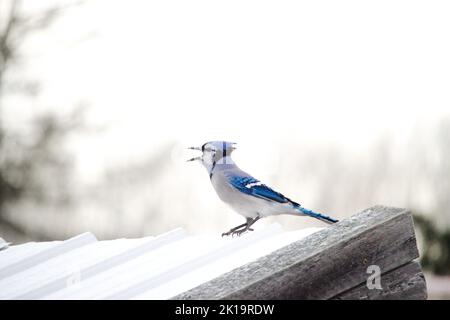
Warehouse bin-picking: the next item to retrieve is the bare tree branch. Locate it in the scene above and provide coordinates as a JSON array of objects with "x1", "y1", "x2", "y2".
[{"x1": 0, "y1": 0, "x2": 21, "y2": 89}]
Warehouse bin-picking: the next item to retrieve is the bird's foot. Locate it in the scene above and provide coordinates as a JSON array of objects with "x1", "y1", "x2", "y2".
[
  {"x1": 232, "y1": 227, "x2": 254, "y2": 237},
  {"x1": 222, "y1": 227, "x2": 254, "y2": 237}
]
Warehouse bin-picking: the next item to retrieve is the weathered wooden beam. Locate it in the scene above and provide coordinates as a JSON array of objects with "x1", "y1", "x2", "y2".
[
  {"x1": 173, "y1": 206, "x2": 426, "y2": 300},
  {"x1": 332, "y1": 261, "x2": 427, "y2": 300}
]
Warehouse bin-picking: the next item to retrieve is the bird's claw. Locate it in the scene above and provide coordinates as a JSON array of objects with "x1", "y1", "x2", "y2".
[{"x1": 221, "y1": 227, "x2": 254, "y2": 238}]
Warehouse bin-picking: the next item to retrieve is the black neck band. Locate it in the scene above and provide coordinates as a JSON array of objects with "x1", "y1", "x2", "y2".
[
  {"x1": 209, "y1": 161, "x2": 216, "y2": 179},
  {"x1": 222, "y1": 141, "x2": 226, "y2": 158}
]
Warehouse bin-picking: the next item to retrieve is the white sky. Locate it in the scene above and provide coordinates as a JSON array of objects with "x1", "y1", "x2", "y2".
[{"x1": 5, "y1": 0, "x2": 450, "y2": 183}]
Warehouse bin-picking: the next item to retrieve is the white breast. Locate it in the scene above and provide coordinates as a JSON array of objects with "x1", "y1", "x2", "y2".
[{"x1": 211, "y1": 171, "x2": 288, "y2": 219}]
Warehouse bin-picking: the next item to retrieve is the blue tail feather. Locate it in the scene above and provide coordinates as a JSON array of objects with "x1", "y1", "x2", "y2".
[{"x1": 296, "y1": 206, "x2": 338, "y2": 224}]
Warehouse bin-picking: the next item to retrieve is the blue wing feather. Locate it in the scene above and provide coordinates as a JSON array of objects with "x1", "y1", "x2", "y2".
[
  {"x1": 228, "y1": 176, "x2": 289, "y2": 203},
  {"x1": 228, "y1": 174, "x2": 338, "y2": 224}
]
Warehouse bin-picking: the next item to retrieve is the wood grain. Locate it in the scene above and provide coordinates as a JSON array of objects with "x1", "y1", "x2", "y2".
[{"x1": 173, "y1": 206, "x2": 427, "y2": 300}]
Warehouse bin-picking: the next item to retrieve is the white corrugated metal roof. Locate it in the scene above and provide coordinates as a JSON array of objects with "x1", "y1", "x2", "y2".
[
  {"x1": 0, "y1": 224, "x2": 322, "y2": 300},
  {"x1": 0, "y1": 238, "x2": 10, "y2": 251}
]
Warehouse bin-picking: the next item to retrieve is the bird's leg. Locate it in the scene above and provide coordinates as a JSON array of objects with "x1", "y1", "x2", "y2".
[
  {"x1": 232, "y1": 216, "x2": 260, "y2": 237},
  {"x1": 221, "y1": 220, "x2": 248, "y2": 237},
  {"x1": 222, "y1": 216, "x2": 261, "y2": 237},
  {"x1": 248, "y1": 215, "x2": 260, "y2": 228}
]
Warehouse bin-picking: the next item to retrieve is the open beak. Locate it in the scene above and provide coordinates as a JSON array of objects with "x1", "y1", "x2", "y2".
[{"x1": 187, "y1": 147, "x2": 202, "y2": 162}]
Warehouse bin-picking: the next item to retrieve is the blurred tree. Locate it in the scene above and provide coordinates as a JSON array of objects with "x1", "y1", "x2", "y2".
[
  {"x1": 0, "y1": 0, "x2": 66, "y2": 92},
  {"x1": 413, "y1": 213, "x2": 450, "y2": 275},
  {"x1": 433, "y1": 117, "x2": 450, "y2": 228},
  {"x1": 0, "y1": 0, "x2": 82, "y2": 242}
]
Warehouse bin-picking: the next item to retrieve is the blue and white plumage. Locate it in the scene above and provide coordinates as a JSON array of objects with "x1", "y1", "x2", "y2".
[{"x1": 188, "y1": 141, "x2": 338, "y2": 236}]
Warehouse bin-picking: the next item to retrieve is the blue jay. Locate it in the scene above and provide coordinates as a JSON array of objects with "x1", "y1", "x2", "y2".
[{"x1": 188, "y1": 141, "x2": 338, "y2": 237}]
